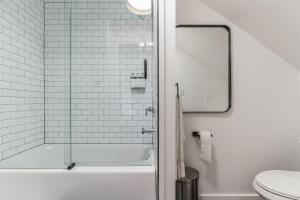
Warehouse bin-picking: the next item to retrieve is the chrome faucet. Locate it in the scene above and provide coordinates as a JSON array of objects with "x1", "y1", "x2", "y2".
[
  {"x1": 145, "y1": 106, "x2": 154, "y2": 116},
  {"x1": 142, "y1": 128, "x2": 156, "y2": 134}
]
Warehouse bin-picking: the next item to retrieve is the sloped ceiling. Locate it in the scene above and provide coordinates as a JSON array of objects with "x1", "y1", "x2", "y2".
[{"x1": 199, "y1": 0, "x2": 300, "y2": 71}]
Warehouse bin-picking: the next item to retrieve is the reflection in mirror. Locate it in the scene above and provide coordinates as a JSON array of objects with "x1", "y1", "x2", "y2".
[{"x1": 176, "y1": 25, "x2": 231, "y2": 113}]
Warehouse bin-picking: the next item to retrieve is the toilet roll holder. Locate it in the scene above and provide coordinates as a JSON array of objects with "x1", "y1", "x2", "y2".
[{"x1": 192, "y1": 131, "x2": 213, "y2": 139}]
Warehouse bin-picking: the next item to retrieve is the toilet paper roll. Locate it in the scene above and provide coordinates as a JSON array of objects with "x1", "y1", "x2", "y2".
[{"x1": 200, "y1": 131, "x2": 212, "y2": 163}]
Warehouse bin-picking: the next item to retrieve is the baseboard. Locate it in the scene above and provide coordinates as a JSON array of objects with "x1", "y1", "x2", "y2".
[{"x1": 200, "y1": 193, "x2": 262, "y2": 200}]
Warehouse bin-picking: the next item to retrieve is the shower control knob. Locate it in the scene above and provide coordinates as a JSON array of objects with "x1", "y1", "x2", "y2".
[{"x1": 145, "y1": 106, "x2": 154, "y2": 116}]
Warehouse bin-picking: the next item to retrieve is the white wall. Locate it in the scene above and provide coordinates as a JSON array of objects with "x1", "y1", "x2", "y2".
[
  {"x1": 199, "y1": 0, "x2": 300, "y2": 71},
  {"x1": 0, "y1": 0, "x2": 44, "y2": 161},
  {"x1": 177, "y1": 0, "x2": 300, "y2": 199}
]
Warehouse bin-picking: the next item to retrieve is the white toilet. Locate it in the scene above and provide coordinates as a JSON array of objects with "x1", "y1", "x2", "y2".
[{"x1": 253, "y1": 170, "x2": 300, "y2": 200}]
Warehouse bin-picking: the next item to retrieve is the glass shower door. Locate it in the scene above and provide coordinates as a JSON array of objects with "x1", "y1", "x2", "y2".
[
  {"x1": 69, "y1": 1, "x2": 156, "y2": 166},
  {"x1": 62, "y1": 3, "x2": 72, "y2": 168},
  {"x1": 44, "y1": 2, "x2": 72, "y2": 169}
]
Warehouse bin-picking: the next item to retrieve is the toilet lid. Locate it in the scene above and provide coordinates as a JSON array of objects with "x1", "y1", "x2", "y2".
[{"x1": 255, "y1": 170, "x2": 300, "y2": 200}]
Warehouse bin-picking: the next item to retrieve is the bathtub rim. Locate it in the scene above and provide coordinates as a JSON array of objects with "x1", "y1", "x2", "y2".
[
  {"x1": 0, "y1": 143, "x2": 154, "y2": 169},
  {"x1": 0, "y1": 165, "x2": 155, "y2": 174}
]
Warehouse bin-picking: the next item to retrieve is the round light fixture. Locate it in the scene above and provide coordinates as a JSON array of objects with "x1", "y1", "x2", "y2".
[{"x1": 127, "y1": 0, "x2": 152, "y2": 15}]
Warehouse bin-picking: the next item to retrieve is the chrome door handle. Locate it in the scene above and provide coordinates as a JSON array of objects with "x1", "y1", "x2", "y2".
[{"x1": 142, "y1": 128, "x2": 156, "y2": 134}]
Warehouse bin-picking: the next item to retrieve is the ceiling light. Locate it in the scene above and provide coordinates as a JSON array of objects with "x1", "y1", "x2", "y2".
[{"x1": 127, "y1": 0, "x2": 152, "y2": 15}]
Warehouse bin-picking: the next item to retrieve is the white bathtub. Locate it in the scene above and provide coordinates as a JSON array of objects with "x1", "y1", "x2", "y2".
[{"x1": 0, "y1": 144, "x2": 156, "y2": 200}]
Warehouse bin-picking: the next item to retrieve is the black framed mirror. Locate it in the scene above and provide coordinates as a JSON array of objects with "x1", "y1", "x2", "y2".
[{"x1": 176, "y1": 25, "x2": 231, "y2": 113}]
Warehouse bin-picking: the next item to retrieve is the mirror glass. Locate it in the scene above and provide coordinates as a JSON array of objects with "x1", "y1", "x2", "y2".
[{"x1": 176, "y1": 25, "x2": 231, "y2": 112}]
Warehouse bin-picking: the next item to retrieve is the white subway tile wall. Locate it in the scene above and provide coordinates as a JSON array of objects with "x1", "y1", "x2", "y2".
[
  {"x1": 0, "y1": 0, "x2": 44, "y2": 161},
  {"x1": 45, "y1": 1, "x2": 155, "y2": 144}
]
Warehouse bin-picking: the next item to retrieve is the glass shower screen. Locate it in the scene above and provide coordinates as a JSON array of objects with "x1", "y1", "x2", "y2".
[{"x1": 68, "y1": 1, "x2": 155, "y2": 165}]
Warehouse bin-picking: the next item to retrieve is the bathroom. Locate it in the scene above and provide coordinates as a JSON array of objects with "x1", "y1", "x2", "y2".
[{"x1": 0, "y1": 0, "x2": 299, "y2": 200}]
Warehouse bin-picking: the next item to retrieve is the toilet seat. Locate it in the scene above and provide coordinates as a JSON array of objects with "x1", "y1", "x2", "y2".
[{"x1": 253, "y1": 170, "x2": 300, "y2": 200}]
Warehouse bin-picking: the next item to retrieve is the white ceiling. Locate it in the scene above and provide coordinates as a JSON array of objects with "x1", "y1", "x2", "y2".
[{"x1": 199, "y1": 0, "x2": 300, "y2": 71}]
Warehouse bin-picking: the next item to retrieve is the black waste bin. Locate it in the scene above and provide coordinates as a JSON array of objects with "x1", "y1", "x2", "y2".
[{"x1": 176, "y1": 167, "x2": 199, "y2": 200}]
